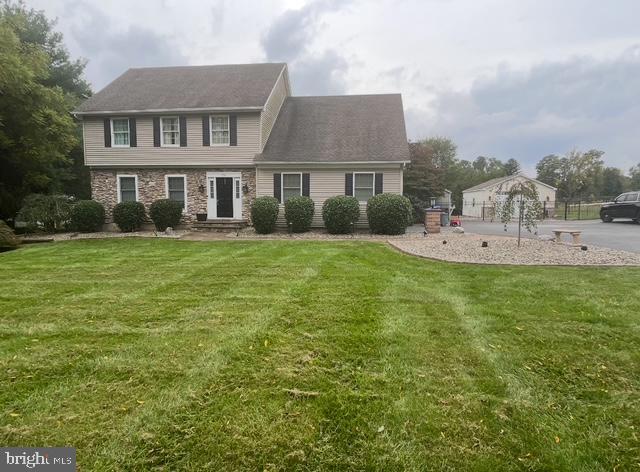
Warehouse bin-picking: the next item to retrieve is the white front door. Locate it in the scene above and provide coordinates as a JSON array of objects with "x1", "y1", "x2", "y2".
[{"x1": 206, "y1": 172, "x2": 242, "y2": 219}]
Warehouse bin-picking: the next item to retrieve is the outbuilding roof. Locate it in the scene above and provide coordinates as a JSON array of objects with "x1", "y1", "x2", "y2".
[
  {"x1": 74, "y1": 63, "x2": 286, "y2": 114},
  {"x1": 463, "y1": 174, "x2": 557, "y2": 192},
  {"x1": 256, "y1": 94, "x2": 410, "y2": 164}
]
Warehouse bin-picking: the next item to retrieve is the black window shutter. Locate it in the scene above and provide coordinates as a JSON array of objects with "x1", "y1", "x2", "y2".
[
  {"x1": 375, "y1": 173, "x2": 383, "y2": 194},
  {"x1": 153, "y1": 117, "x2": 160, "y2": 147},
  {"x1": 345, "y1": 173, "x2": 353, "y2": 196},
  {"x1": 129, "y1": 117, "x2": 137, "y2": 147},
  {"x1": 229, "y1": 115, "x2": 237, "y2": 146},
  {"x1": 179, "y1": 116, "x2": 187, "y2": 147},
  {"x1": 302, "y1": 173, "x2": 310, "y2": 197},
  {"x1": 202, "y1": 116, "x2": 210, "y2": 146},
  {"x1": 103, "y1": 118, "x2": 111, "y2": 147},
  {"x1": 273, "y1": 173, "x2": 282, "y2": 203}
]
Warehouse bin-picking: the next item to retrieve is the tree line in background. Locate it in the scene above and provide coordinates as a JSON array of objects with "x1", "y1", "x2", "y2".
[
  {"x1": 404, "y1": 137, "x2": 522, "y2": 216},
  {"x1": 536, "y1": 151, "x2": 640, "y2": 200},
  {"x1": 2, "y1": 2, "x2": 639, "y2": 225},
  {"x1": 0, "y1": 1, "x2": 91, "y2": 221},
  {"x1": 405, "y1": 137, "x2": 640, "y2": 217}
]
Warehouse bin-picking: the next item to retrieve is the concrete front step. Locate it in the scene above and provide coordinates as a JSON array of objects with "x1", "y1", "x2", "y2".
[{"x1": 192, "y1": 219, "x2": 248, "y2": 231}]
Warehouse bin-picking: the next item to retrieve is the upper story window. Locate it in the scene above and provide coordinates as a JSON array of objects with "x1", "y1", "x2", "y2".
[
  {"x1": 161, "y1": 117, "x2": 180, "y2": 147},
  {"x1": 111, "y1": 118, "x2": 130, "y2": 147},
  {"x1": 118, "y1": 175, "x2": 137, "y2": 202},
  {"x1": 282, "y1": 173, "x2": 302, "y2": 202},
  {"x1": 210, "y1": 115, "x2": 229, "y2": 146},
  {"x1": 353, "y1": 172, "x2": 374, "y2": 202}
]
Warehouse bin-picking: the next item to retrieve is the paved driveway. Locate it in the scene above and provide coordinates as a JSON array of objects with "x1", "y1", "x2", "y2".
[{"x1": 459, "y1": 218, "x2": 640, "y2": 253}]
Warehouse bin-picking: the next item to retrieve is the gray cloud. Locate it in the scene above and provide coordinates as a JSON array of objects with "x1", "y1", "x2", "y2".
[
  {"x1": 407, "y1": 45, "x2": 640, "y2": 171},
  {"x1": 292, "y1": 50, "x2": 348, "y2": 95},
  {"x1": 210, "y1": 0, "x2": 225, "y2": 37},
  {"x1": 262, "y1": 0, "x2": 351, "y2": 95},
  {"x1": 65, "y1": 2, "x2": 187, "y2": 90}
]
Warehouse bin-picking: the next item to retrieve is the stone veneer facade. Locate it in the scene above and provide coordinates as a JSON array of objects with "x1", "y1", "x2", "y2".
[{"x1": 90, "y1": 168, "x2": 256, "y2": 227}]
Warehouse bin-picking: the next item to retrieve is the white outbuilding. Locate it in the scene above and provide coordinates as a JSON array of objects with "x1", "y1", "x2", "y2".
[{"x1": 462, "y1": 174, "x2": 556, "y2": 218}]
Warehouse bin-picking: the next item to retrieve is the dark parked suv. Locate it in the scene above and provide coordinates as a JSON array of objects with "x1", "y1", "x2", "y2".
[{"x1": 600, "y1": 191, "x2": 640, "y2": 222}]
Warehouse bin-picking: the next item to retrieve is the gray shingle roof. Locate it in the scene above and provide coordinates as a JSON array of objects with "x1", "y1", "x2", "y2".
[
  {"x1": 463, "y1": 176, "x2": 515, "y2": 192},
  {"x1": 74, "y1": 63, "x2": 286, "y2": 113},
  {"x1": 256, "y1": 94, "x2": 410, "y2": 163}
]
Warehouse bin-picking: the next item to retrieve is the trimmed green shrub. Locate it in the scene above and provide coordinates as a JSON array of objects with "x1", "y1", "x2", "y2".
[
  {"x1": 322, "y1": 196, "x2": 360, "y2": 234},
  {"x1": 70, "y1": 200, "x2": 105, "y2": 232},
  {"x1": 0, "y1": 220, "x2": 20, "y2": 250},
  {"x1": 251, "y1": 196, "x2": 280, "y2": 234},
  {"x1": 149, "y1": 199, "x2": 183, "y2": 231},
  {"x1": 284, "y1": 196, "x2": 315, "y2": 233},
  {"x1": 113, "y1": 201, "x2": 146, "y2": 232},
  {"x1": 17, "y1": 194, "x2": 73, "y2": 233},
  {"x1": 366, "y1": 193, "x2": 413, "y2": 235}
]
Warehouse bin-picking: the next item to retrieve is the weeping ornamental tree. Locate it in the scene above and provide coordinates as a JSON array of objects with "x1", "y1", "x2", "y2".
[{"x1": 493, "y1": 181, "x2": 542, "y2": 247}]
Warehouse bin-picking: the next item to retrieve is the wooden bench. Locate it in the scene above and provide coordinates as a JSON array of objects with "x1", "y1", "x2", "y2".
[{"x1": 553, "y1": 229, "x2": 582, "y2": 245}]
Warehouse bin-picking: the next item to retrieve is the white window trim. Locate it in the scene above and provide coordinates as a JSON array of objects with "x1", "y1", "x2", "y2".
[
  {"x1": 209, "y1": 114, "x2": 230, "y2": 147},
  {"x1": 353, "y1": 172, "x2": 375, "y2": 202},
  {"x1": 160, "y1": 116, "x2": 180, "y2": 147},
  {"x1": 165, "y1": 174, "x2": 188, "y2": 212},
  {"x1": 116, "y1": 174, "x2": 138, "y2": 203},
  {"x1": 281, "y1": 172, "x2": 302, "y2": 202},
  {"x1": 110, "y1": 117, "x2": 130, "y2": 148}
]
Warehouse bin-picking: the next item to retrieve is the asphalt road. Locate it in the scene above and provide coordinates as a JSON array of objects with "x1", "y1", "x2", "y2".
[{"x1": 460, "y1": 218, "x2": 640, "y2": 253}]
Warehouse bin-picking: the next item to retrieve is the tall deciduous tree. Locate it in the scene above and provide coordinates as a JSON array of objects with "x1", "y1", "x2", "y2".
[
  {"x1": 629, "y1": 165, "x2": 640, "y2": 190},
  {"x1": 0, "y1": 1, "x2": 91, "y2": 220},
  {"x1": 600, "y1": 167, "x2": 626, "y2": 197},
  {"x1": 504, "y1": 158, "x2": 521, "y2": 175},
  {"x1": 535, "y1": 149, "x2": 605, "y2": 200},
  {"x1": 404, "y1": 137, "x2": 456, "y2": 201}
]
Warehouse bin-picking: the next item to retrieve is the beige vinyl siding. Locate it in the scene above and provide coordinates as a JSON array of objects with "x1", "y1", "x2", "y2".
[
  {"x1": 260, "y1": 69, "x2": 289, "y2": 150},
  {"x1": 256, "y1": 166, "x2": 403, "y2": 227},
  {"x1": 84, "y1": 113, "x2": 260, "y2": 167}
]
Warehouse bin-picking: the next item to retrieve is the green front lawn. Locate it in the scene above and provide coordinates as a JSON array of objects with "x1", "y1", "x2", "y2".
[{"x1": 1, "y1": 240, "x2": 639, "y2": 470}]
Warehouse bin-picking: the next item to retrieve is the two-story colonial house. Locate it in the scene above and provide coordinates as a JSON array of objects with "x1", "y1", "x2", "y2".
[{"x1": 74, "y1": 63, "x2": 410, "y2": 229}]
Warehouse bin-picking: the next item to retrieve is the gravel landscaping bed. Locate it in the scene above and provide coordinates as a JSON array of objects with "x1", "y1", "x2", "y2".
[
  {"x1": 185, "y1": 227, "x2": 420, "y2": 240},
  {"x1": 21, "y1": 230, "x2": 188, "y2": 242},
  {"x1": 390, "y1": 231, "x2": 640, "y2": 266}
]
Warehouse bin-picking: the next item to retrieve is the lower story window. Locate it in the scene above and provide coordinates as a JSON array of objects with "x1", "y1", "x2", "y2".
[
  {"x1": 166, "y1": 175, "x2": 186, "y2": 209},
  {"x1": 354, "y1": 173, "x2": 374, "y2": 201},
  {"x1": 282, "y1": 173, "x2": 301, "y2": 202},
  {"x1": 118, "y1": 175, "x2": 137, "y2": 202}
]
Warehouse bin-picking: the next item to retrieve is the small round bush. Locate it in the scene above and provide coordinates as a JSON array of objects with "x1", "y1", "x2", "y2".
[
  {"x1": 284, "y1": 196, "x2": 315, "y2": 233},
  {"x1": 0, "y1": 220, "x2": 20, "y2": 250},
  {"x1": 17, "y1": 193, "x2": 73, "y2": 233},
  {"x1": 366, "y1": 193, "x2": 413, "y2": 235},
  {"x1": 251, "y1": 196, "x2": 280, "y2": 234},
  {"x1": 113, "y1": 201, "x2": 146, "y2": 232},
  {"x1": 149, "y1": 199, "x2": 183, "y2": 231},
  {"x1": 322, "y1": 196, "x2": 360, "y2": 234},
  {"x1": 70, "y1": 200, "x2": 105, "y2": 232}
]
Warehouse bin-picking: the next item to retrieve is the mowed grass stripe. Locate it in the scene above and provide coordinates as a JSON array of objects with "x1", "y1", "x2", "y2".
[
  {"x1": 0, "y1": 240, "x2": 639, "y2": 471},
  {"x1": 122, "y1": 242, "x2": 393, "y2": 470}
]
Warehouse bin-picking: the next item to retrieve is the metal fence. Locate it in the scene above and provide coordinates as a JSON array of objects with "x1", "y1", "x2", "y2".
[{"x1": 462, "y1": 197, "x2": 615, "y2": 221}]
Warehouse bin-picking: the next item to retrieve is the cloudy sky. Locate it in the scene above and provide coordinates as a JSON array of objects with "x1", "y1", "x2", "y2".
[{"x1": 31, "y1": 0, "x2": 640, "y2": 173}]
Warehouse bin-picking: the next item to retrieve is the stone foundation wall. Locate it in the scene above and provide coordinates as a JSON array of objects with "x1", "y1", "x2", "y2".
[{"x1": 90, "y1": 168, "x2": 256, "y2": 227}]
